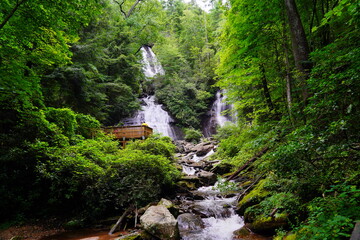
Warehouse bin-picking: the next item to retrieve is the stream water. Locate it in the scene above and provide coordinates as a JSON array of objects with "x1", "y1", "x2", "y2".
[{"x1": 179, "y1": 183, "x2": 244, "y2": 240}]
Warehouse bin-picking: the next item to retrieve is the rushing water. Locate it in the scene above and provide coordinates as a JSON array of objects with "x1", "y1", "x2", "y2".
[
  {"x1": 122, "y1": 95, "x2": 180, "y2": 139},
  {"x1": 141, "y1": 45, "x2": 165, "y2": 78},
  {"x1": 203, "y1": 90, "x2": 234, "y2": 137},
  {"x1": 179, "y1": 183, "x2": 244, "y2": 240}
]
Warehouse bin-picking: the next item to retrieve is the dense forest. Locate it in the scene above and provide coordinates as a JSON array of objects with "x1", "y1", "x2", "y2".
[{"x1": 0, "y1": 0, "x2": 359, "y2": 239}]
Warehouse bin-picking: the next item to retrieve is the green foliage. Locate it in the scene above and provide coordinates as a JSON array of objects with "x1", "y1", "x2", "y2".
[
  {"x1": 36, "y1": 136, "x2": 180, "y2": 218},
  {"x1": 155, "y1": 74, "x2": 212, "y2": 128},
  {"x1": 212, "y1": 178, "x2": 240, "y2": 194},
  {"x1": 184, "y1": 128, "x2": 202, "y2": 143},
  {"x1": 296, "y1": 184, "x2": 360, "y2": 240},
  {"x1": 126, "y1": 134, "x2": 176, "y2": 159}
]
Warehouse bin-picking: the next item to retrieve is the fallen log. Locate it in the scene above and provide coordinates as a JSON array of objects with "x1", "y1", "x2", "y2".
[
  {"x1": 236, "y1": 173, "x2": 264, "y2": 202},
  {"x1": 109, "y1": 206, "x2": 134, "y2": 235},
  {"x1": 227, "y1": 146, "x2": 269, "y2": 181}
]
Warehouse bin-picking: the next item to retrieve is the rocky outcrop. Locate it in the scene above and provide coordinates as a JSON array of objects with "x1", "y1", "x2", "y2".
[{"x1": 140, "y1": 205, "x2": 180, "y2": 240}]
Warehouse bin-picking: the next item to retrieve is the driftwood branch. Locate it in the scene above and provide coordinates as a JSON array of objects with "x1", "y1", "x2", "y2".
[
  {"x1": 227, "y1": 146, "x2": 269, "y2": 181},
  {"x1": 109, "y1": 206, "x2": 133, "y2": 235},
  {"x1": 0, "y1": 0, "x2": 28, "y2": 31}
]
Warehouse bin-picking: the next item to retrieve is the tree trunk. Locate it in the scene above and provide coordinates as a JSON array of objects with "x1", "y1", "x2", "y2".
[
  {"x1": 259, "y1": 65, "x2": 274, "y2": 111},
  {"x1": 0, "y1": 0, "x2": 28, "y2": 31},
  {"x1": 282, "y1": 23, "x2": 294, "y2": 124},
  {"x1": 284, "y1": 0, "x2": 311, "y2": 102}
]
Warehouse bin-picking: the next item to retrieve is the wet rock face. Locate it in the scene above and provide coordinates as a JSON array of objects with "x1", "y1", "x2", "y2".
[{"x1": 140, "y1": 205, "x2": 180, "y2": 240}]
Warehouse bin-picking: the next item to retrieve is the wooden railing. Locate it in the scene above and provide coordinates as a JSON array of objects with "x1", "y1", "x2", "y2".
[{"x1": 102, "y1": 125, "x2": 153, "y2": 147}]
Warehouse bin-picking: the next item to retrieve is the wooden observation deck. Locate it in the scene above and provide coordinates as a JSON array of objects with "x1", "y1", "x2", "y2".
[{"x1": 103, "y1": 125, "x2": 153, "y2": 147}]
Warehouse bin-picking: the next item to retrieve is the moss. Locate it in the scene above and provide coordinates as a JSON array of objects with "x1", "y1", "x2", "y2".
[
  {"x1": 284, "y1": 233, "x2": 297, "y2": 240},
  {"x1": 119, "y1": 232, "x2": 143, "y2": 240},
  {"x1": 237, "y1": 179, "x2": 271, "y2": 214},
  {"x1": 249, "y1": 213, "x2": 288, "y2": 234}
]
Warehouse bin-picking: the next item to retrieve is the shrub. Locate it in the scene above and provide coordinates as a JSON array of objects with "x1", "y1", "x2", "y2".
[
  {"x1": 184, "y1": 128, "x2": 202, "y2": 143},
  {"x1": 296, "y1": 184, "x2": 360, "y2": 240}
]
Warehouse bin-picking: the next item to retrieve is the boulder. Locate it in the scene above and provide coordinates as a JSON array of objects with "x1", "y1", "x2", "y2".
[
  {"x1": 196, "y1": 170, "x2": 217, "y2": 185},
  {"x1": 191, "y1": 142, "x2": 214, "y2": 156},
  {"x1": 237, "y1": 179, "x2": 270, "y2": 215},
  {"x1": 140, "y1": 205, "x2": 180, "y2": 240},
  {"x1": 233, "y1": 226, "x2": 251, "y2": 238},
  {"x1": 177, "y1": 213, "x2": 205, "y2": 234},
  {"x1": 248, "y1": 213, "x2": 288, "y2": 234},
  {"x1": 158, "y1": 198, "x2": 179, "y2": 218},
  {"x1": 210, "y1": 162, "x2": 233, "y2": 175}
]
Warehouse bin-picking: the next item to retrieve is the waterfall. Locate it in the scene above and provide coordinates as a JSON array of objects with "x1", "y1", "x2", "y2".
[
  {"x1": 141, "y1": 45, "x2": 165, "y2": 78},
  {"x1": 202, "y1": 90, "x2": 233, "y2": 137},
  {"x1": 122, "y1": 45, "x2": 182, "y2": 140}
]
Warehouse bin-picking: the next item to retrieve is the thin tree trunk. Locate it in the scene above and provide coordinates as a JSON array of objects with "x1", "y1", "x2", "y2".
[
  {"x1": 282, "y1": 22, "x2": 294, "y2": 124},
  {"x1": 0, "y1": 0, "x2": 28, "y2": 31},
  {"x1": 259, "y1": 65, "x2": 274, "y2": 111},
  {"x1": 284, "y1": 0, "x2": 311, "y2": 102}
]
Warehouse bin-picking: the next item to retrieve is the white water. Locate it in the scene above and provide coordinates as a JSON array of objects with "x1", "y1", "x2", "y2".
[
  {"x1": 182, "y1": 165, "x2": 197, "y2": 175},
  {"x1": 123, "y1": 95, "x2": 177, "y2": 138},
  {"x1": 203, "y1": 90, "x2": 234, "y2": 137},
  {"x1": 141, "y1": 45, "x2": 165, "y2": 78},
  {"x1": 180, "y1": 182, "x2": 244, "y2": 240},
  {"x1": 122, "y1": 45, "x2": 181, "y2": 139},
  {"x1": 213, "y1": 90, "x2": 232, "y2": 127}
]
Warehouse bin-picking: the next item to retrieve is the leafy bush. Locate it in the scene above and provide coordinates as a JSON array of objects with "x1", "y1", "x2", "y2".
[
  {"x1": 184, "y1": 128, "x2": 202, "y2": 143},
  {"x1": 296, "y1": 184, "x2": 360, "y2": 240},
  {"x1": 126, "y1": 134, "x2": 176, "y2": 159},
  {"x1": 36, "y1": 136, "x2": 180, "y2": 218}
]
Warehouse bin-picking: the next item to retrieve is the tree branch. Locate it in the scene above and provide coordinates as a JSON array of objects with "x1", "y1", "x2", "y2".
[
  {"x1": 0, "y1": 0, "x2": 28, "y2": 31},
  {"x1": 114, "y1": 0, "x2": 127, "y2": 18},
  {"x1": 126, "y1": 0, "x2": 142, "y2": 18}
]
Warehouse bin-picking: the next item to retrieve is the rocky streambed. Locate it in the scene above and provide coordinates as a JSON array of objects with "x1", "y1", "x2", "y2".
[{"x1": 133, "y1": 139, "x2": 271, "y2": 240}]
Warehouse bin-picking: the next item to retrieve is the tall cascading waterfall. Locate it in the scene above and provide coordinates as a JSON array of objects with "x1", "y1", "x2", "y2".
[
  {"x1": 202, "y1": 90, "x2": 234, "y2": 137},
  {"x1": 122, "y1": 45, "x2": 181, "y2": 139},
  {"x1": 141, "y1": 45, "x2": 165, "y2": 77}
]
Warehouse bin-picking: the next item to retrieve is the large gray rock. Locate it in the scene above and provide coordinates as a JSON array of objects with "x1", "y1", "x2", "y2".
[
  {"x1": 197, "y1": 170, "x2": 217, "y2": 185},
  {"x1": 177, "y1": 213, "x2": 205, "y2": 235},
  {"x1": 191, "y1": 142, "x2": 214, "y2": 156},
  {"x1": 140, "y1": 205, "x2": 180, "y2": 240}
]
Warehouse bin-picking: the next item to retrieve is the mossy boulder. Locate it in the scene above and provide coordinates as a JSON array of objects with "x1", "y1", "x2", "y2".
[
  {"x1": 248, "y1": 213, "x2": 288, "y2": 234},
  {"x1": 233, "y1": 226, "x2": 251, "y2": 238},
  {"x1": 177, "y1": 180, "x2": 196, "y2": 190},
  {"x1": 158, "y1": 198, "x2": 179, "y2": 218},
  {"x1": 237, "y1": 179, "x2": 270, "y2": 215}
]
